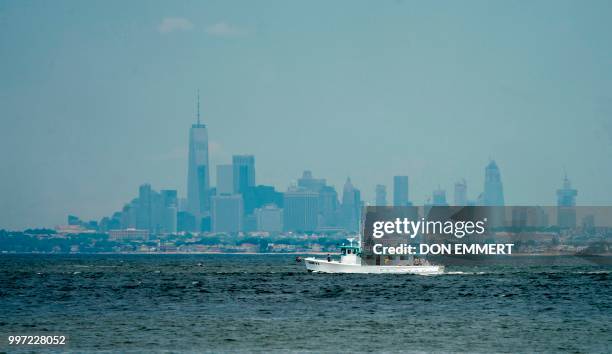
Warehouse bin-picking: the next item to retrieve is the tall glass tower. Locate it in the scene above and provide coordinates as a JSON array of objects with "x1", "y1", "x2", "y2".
[
  {"x1": 187, "y1": 91, "x2": 210, "y2": 225},
  {"x1": 232, "y1": 155, "x2": 255, "y2": 194},
  {"x1": 483, "y1": 160, "x2": 505, "y2": 206}
]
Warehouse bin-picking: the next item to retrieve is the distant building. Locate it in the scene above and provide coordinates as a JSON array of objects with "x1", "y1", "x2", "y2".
[
  {"x1": 557, "y1": 174, "x2": 577, "y2": 207},
  {"x1": 511, "y1": 206, "x2": 549, "y2": 228},
  {"x1": 298, "y1": 170, "x2": 326, "y2": 191},
  {"x1": 341, "y1": 177, "x2": 361, "y2": 232},
  {"x1": 136, "y1": 184, "x2": 152, "y2": 231},
  {"x1": 161, "y1": 190, "x2": 177, "y2": 206},
  {"x1": 432, "y1": 188, "x2": 448, "y2": 206},
  {"x1": 211, "y1": 194, "x2": 243, "y2": 233},
  {"x1": 242, "y1": 185, "x2": 284, "y2": 216},
  {"x1": 132, "y1": 184, "x2": 173, "y2": 233},
  {"x1": 454, "y1": 179, "x2": 468, "y2": 206},
  {"x1": 393, "y1": 176, "x2": 409, "y2": 206},
  {"x1": 255, "y1": 204, "x2": 283, "y2": 232},
  {"x1": 177, "y1": 211, "x2": 196, "y2": 233},
  {"x1": 109, "y1": 228, "x2": 149, "y2": 241},
  {"x1": 160, "y1": 189, "x2": 178, "y2": 234},
  {"x1": 375, "y1": 184, "x2": 387, "y2": 206},
  {"x1": 216, "y1": 164, "x2": 234, "y2": 195},
  {"x1": 161, "y1": 206, "x2": 177, "y2": 234},
  {"x1": 232, "y1": 155, "x2": 255, "y2": 194},
  {"x1": 283, "y1": 188, "x2": 319, "y2": 232},
  {"x1": 178, "y1": 197, "x2": 188, "y2": 212},
  {"x1": 67, "y1": 215, "x2": 81, "y2": 226},
  {"x1": 99, "y1": 212, "x2": 121, "y2": 232},
  {"x1": 295, "y1": 171, "x2": 339, "y2": 227},
  {"x1": 200, "y1": 215, "x2": 212, "y2": 232},
  {"x1": 557, "y1": 174, "x2": 578, "y2": 228},
  {"x1": 55, "y1": 225, "x2": 92, "y2": 235},
  {"x1": 582, "y1": 214, "x2": 595, "y2": 230},
  {"x1": 318, "y1": 185, "x2": 339, "y2": 227},
  {"x1": 481, "y1": 160, "x2": 506, "y2": 226},
  {"x1": 120, "y1": 202, "x2": 137, "y2": 229},
  {"x1": 243, "y1": 214, "x2": 257, "y2": 232},
  {"x1": 187, "y1": 92, "x2": 210, "y2": 227},
  {"x1": 483, "y1": 160, "x2": 505, "y2": 206},
  {"x1": 65, "y1": 215, "x2": 99, "y2": 231}
]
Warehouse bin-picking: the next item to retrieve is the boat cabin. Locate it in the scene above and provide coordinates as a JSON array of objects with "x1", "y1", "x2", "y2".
[{"x1": 339, "y1": 245, "x2": 360, "y2": 265}]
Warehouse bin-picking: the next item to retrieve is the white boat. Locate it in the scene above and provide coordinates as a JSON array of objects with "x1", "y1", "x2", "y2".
[{"x1": 304, "y1": 239, "x2": 444, "y2": 275}]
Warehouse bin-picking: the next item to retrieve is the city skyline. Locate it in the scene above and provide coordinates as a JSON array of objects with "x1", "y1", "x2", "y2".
[
  {"x1": 2, "y1": 0, "x2": 612, "y2": 229},
  {"x1": 0, "y1": 90, "x2": 602, "y2": 230},
  {"x1": 0, "y1": 89, "x2": 599, "y2": 230},
  {"x1": 49, "y1": 112, "x2": 583, "y2": 234}
]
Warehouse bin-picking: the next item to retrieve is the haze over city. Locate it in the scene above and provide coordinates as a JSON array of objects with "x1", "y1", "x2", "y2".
[{"x1": 1, "y1": 0, "x2": 612, "y2": 229}]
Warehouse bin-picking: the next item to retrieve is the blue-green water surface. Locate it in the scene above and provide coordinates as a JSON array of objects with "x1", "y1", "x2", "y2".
[{"x1": 0, "y1": 254, "x2": 610, "y2": 353}]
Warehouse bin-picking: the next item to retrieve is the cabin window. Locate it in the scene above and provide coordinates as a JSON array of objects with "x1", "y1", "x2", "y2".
[
  {"x1": 341, "y1": 249, "x2": 346, "y2": 255},
  {"x1": 347, "y1": 249, "x2": 351, "y2": 254}
]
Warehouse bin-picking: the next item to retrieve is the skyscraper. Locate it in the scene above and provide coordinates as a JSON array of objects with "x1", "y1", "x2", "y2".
[
  {"x1": 454, "y1": 179, "x2": 468, "y2": 206},
  {"x1": 375, "y1": 184, "x2": 387, "y2": 206},
  {"x1": 318, "y1": 185, "x2": 339, "y2": 227},
  {"x1": 557, "y1": 174, "x2": 577, "y2": 207},
  {"x1": 341, "y1": 177, "x2": 361, "y2": 232},
  {"x1": 216, "y1": 164, "x2": 234, "y2": 195},
  {"x1": 177, "y1": 211, "x2": 196, "y2": 233},
  {"x1": 393, "y1": 176, "x2": 409, "y2": 206},
  {"x1": 557, "y1": 174, "x2": 578, "y2": 228},
  {"x1": 160, "y1": 190, "x2": 178, "y2": 234},
  {"x1": 136, "y1": 183, "x2": 152, "y2": 231},
  {"x1": 211, "y1": 194, "x2": 243, "y2": 233},
  {"x1": 187, "y1": 92, "x2": 210, "y2": 225},
  {"x1": 295, "y1": 170, "x2": 338, "y2": 227},
  {"x1": 283, "y1": 187, "x2": 319, "y2": 232},
  {"x1": 232, "y1": 155, "x2": 255, "y2": 194},
  {"x1": 483, "y1": 160, "x2": 505, "y2": 206}
]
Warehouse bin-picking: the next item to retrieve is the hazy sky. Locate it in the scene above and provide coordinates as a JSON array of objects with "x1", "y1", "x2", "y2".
[{"x1": 1, "y1": 0, "x2": 612, "y2": 229}]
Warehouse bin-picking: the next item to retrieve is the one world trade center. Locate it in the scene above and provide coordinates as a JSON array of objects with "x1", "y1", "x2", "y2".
[{"x1": 186, "y1": 91, "x2": 210, "y2": 230}]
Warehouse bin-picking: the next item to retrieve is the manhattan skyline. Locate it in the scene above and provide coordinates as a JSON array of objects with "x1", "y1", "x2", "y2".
[{"x1": 2, "y1": 0, "x2": 612, "y2": 229}]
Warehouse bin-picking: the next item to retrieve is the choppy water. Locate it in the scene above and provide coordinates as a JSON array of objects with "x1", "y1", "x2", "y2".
[{"x1": 0, "y1": 254, "x2": 610, "y2": 353}]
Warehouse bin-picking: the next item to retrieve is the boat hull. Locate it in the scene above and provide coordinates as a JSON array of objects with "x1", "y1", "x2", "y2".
[{"x1": 304, "y1": 257, "x2": 444, "y2": 274}]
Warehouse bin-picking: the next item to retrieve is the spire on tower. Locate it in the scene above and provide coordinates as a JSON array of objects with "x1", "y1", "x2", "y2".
[{"x1": 196, "y1": 89, "x2": 201, "y2": 125}]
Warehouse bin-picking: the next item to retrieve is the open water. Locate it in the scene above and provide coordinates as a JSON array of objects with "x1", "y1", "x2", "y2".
[{"x1": 0, "y1": 254, "x2": 610, "y2": 353}]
